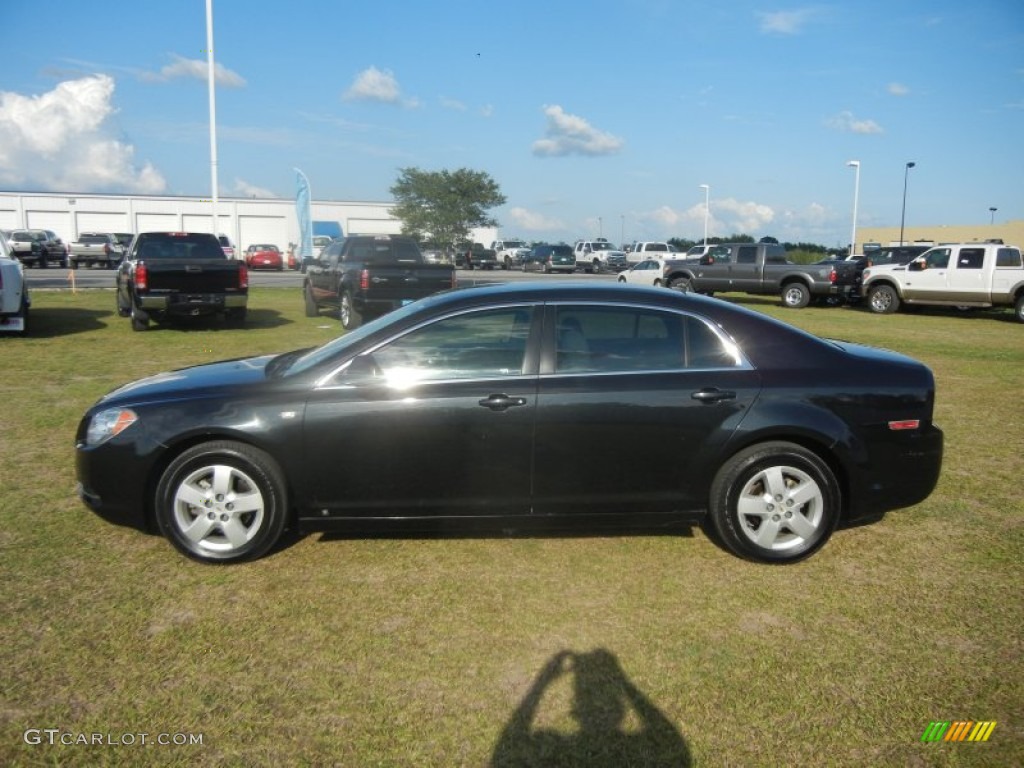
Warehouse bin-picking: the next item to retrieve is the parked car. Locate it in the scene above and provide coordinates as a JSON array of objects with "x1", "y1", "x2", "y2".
[
  {"x1": 116, "y1": 231, "x2": 249, "y2": 331},
  {"x1": 573, "y1": 238, "x2": 629, "y2": 273},
  {"x1": 218, "y1": 235, "x2": 236, "y2": 258},
  {"x1": 113, "y1": 233, "x2": 135, "y2": 253},
  {"x1": 455, "y1": 242, "x2": 498, "y2": 270},
  {"x1": 617, "y1": 259, "x2": 667, "y2": 286},
  {"x1": 244, "y1": 244, "x2": 284, "y2": 271},
  {"x1": 75, "y1": 282, "x2": 943, "y2": 564},
  {"x1": 0, "y1": 231, "x2": 30, "y2": 335},
  {"x1": 303, "y1": 234, "x2": 456, "y2": 329},
  {"x1": 68, "y1": 232, "x2": 125, "y2": 269},
  {"x1": 524, "y1": 244, "x2": 576, "y2": 273},
  {"x1": 9, "y1": 229, "x2": 67, "y2": 268}
]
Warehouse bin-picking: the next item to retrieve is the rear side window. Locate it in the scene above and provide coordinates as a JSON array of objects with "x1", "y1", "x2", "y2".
[
  {"x1": 554, "y1": 306, "x2": 741, "y2": 373},
  {"x1": 736, "y1": 246, "x2": 757, "y2": 264},
  {"x1": 996, "y1": 248, "x2": 1023, "y2": 268}
]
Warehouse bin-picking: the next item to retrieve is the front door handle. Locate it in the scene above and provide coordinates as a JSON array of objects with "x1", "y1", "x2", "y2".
[
  {"x1": 691, "y1": 388, "x2": 736, "y2": 404},
  {"x1": 478, "y1": 394, "x2": 528, "y2": 411}
]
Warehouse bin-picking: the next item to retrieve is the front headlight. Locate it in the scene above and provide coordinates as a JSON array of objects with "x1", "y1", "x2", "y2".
[{"x1": 86, "y1": 408, "x2": 138, "y2": 445}]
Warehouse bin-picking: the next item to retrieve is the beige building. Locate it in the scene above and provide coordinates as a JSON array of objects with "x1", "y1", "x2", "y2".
[{"x1": 856, "y1": 221, "x2": 1024, "y2": 252}]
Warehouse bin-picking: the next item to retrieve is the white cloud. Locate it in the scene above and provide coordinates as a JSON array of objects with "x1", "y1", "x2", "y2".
[
  {"x1": 758, "y1": 9, "x2": 817, "y2": 35},
  {"x1": 440, "y1": 97, "x2": 467, "y2": 111},
  {"x1": 232, "y1": 179, "x2": 275, "y2": 198},
  {"x1": 713, "y1": 197, "x2": 777, "y2": 233},
  {"x1": 143, "y1": 54, "x2": 246, "y2": 87},
  {"x1": 531, "y1": 105, "x2": 624, "y2": 157},
  {"x1": 508, "y1": 206, "x2": 565, "y2": 231},
  {"x1": 343, "y1": 66, "x2": 418, "y2": 107},
  {"x1": 825, "y1": 110, "x2": 884, "y2": 134},
  {"x1": 888, "y1": 82, "x2": 910, "y2": 96},
  {"x1": 0, "y1": 75, "x2": 166, "y2": 193}
]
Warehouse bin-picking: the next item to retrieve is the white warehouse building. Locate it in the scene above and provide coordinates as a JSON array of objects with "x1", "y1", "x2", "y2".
[{"x1": 0, "y1": 191, "x2": 403, "y2": 253}]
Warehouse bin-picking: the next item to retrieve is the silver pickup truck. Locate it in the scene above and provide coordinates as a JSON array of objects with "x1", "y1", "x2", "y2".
[{"x1": 69, "y1": 232, "x2": 126, "y2": 269}]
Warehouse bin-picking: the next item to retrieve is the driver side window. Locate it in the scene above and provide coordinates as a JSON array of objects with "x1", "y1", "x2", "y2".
[{"x1": 371, "y1": 307, "x2": 533, "y2": 384}]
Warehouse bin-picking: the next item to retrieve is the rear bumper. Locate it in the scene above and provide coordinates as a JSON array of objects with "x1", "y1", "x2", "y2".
[{"x1": 138, "y1": 292, "x2": 248, "y2": 314}]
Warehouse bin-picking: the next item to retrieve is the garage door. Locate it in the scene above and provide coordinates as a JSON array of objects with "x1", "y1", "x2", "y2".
[
  {"x1": 238, "y1": 215, "x2": 288, "y2": 252},
  {"x1": 136, "y1": 213, "x2": 178, "y2": 233},
  {"x1": 74, "y1": 212, "x2": 128, "y2": 237},
  {"x1": 26, "y1": 210, "x2": 74, "y2": 240},
  {"x1": 0, "y1": 209, "x2": 18, "y2": 229}
]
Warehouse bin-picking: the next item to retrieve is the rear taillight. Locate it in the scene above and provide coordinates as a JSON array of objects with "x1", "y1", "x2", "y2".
[
  {"x1": 360, "y1": 269, "x2": 370, "y2": 291},
  {"x1": 829, "y1": 267, "x2": 837, "y2": 284},
  {"x1": 238, "y1": 263, "x2": 249, "y2": 289},
  {"x1": 888, "y1": 420, "x2": 921, "y2": 431},
  {"x1": 136, "y1": 262, "x2": 148, "y2": 291}
]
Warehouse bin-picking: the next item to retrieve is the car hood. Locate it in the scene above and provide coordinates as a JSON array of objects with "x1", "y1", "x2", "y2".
[{"x1": 99, "y1": 354, "x2": 276, "y2": 406}]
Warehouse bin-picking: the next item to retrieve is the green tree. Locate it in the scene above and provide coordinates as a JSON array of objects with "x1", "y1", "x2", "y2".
[{"x1": 389, "y1": 167, "x2": 506, "y2": 251}]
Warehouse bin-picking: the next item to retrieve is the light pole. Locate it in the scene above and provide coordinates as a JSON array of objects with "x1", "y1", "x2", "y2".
[
  {"x1": 620, "y1": 214, "x2": 624, "y2": 248},
  {"x1": 699, "y1": 184, "x2": 710, "y2": 245},
  {"x1": 989, "y1": 207, "x2": 997, "y2": 225},
  {"x1": 899, "y1": 161, "x2": 915, "y2": 246},
  {"x1": 846, "y1": 160, "x2": 860, "y2": 257},
  {"x1": 206, "y1": 0, "x2": 219, "y2": 237},
  {"x1": 598, "y1": 216, "x2": 603, "y2": 238}
]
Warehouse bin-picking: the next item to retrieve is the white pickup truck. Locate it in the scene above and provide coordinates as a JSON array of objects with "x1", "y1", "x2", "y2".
[
  {"x1": 0, "y1": 232, "x2": 30, "y2": 334},
  {"x1": 490, "y1": 239, "x2": 531, "y2": 270},
  {"x1": 861, "y1": 241, "x2": 1024, "y2": 322},
  {"x1": 573, "y1": 238, "x2": 628, "y2": 273}
]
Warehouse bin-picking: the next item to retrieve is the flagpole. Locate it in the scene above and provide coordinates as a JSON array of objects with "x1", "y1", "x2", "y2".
[{"x1": 206, "y1": 0, "x2": 219, "y2": 240}]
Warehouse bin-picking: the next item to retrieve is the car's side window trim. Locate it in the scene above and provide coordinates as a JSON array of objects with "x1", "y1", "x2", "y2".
[{"x1": 539, "y1": 300, "x2": 750, "y2": 377}]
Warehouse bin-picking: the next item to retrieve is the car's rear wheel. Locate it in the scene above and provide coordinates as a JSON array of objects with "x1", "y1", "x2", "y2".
[
  {"x1": 709, "y1": 441, "x2": 839, "y2": 563},
  {"x1": 130, "y1": 304, "x2": 149, "y2": 331},
  {"x1": 781, "y1": 282, "x2": 811, "y2": 308},
  {"x1": 1015, "y1": 294, "x2": 1024, "y2": 323},
  {"x1": 155, "y1": 440, "x2": 288, "y2": 563},
  {"x1": 303, "y1": 282, "x2": 318, "y2": 317},
  {"x1": 670, "y1": 276, "x2": 692, "y2": 292},
  {"x1": 867, "y1": 284, "x2": 900, "y2": 314},
  {"x1": 340, "y1": 291, "x2": 362, "y2": 329}
]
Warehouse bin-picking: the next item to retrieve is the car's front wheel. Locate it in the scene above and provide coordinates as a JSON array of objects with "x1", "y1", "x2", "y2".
[
  {"x1": 867, "y1": 284, "x2": 900, "y2": 314},
  {"x1": 155, "y1": 441, "x2": 288, "y2": 563},
  {"x1": 708, "y1": 441, "x2": 840, "y2": 563},
  {"x1": 1015, "y1": 293, "x2": 1024, "y2": 323}
]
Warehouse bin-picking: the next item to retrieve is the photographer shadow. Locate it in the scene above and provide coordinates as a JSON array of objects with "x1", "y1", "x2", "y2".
[{"x1": 492, "y1": 648, "x2": 691, "y2": 767}]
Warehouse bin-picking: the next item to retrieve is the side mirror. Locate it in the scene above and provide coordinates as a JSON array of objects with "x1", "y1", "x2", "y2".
[
  {"x1": 342, "y1": 354, "x2": 381, "y2": 382},
  {"x1": 908, "y1": 259, "x2": 924, "y2": 272},
  {"x1": 700, "y1": 255, "x2": 713, "y2": 265}
]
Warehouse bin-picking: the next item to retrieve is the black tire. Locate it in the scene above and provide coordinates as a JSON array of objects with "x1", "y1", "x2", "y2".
[
  {"x1": 781, "y1": 282, "x2": 811, "y2": 309},
  {"x1": 1015, "y1": 294, "x2": 1024, "y2": 323},
  {"x1": 130, "y1": 304, "x2": 149, "y2": 331},
  {"x1": 116, "y1": 292, "x2": 131, "y2": 317},
  {"x1": 339, "y1": 291, "x2": 362, "y2": 330},
  {"x1": 38, "y1": 254, "x2": 48, "y2": 269},
  {"x1": 670, "y1": 276, "x2": 692, "y2": 292},
  {"x1": 867, "y1": 284, "x2": 900, "y2": 314},
  {"x1": 70, "y1": 259, "x2": 79, "y2": 270},
  {"x1": 592, "y1": 259, "x2": 602, "y2": 274},
  {"x1": 708, "y1": 441, "x2": 840, "y2": 563},
  {"x1": 155, "y1": 440, "x2": 288, "y2": 563},
  {"x1": 303, "y1": 282, "x2": 318, "y2": 317},
  {"x1": 503, "y1": 256, "x2": 511, "y2": 271}
]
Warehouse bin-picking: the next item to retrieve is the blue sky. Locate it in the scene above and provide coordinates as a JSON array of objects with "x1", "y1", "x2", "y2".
[{"x1": 2, "y1": 0, "x2": 1022, "y2": 247}]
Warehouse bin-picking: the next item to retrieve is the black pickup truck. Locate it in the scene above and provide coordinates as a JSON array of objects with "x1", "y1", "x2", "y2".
[
  {"x1": 662, "y1": 242, "x2": 859, "y2": 308},
  {"x1": 115, "y1": 231, "x2": 249, "y2": 331},
  {"x1": 303, "y1": 234, "x2": 457, "y2": 329}
]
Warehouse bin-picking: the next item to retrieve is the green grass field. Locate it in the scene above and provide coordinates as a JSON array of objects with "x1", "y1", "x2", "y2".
[{"x1": 1, "y1": 288, "x2": 1021, "y2": 767}]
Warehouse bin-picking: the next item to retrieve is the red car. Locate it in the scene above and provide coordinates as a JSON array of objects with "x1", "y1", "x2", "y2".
[{"x1": 244, "y1": 244, "x2": 283, "y2": 271}]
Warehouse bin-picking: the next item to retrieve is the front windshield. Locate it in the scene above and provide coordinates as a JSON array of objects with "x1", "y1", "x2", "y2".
[{"x1": 591, "y1": 242, "x2": 611, "y2": 251}]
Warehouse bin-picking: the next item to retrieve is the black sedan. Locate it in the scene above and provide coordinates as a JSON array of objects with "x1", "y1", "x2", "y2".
[{"x1": 75, "y1": 282, "x2": 943, "y2": 564}]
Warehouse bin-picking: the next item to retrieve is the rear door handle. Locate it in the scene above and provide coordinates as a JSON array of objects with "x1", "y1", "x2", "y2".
[
  {"x1": 478, "y1": 394, "x2": 528, "y2": 411},
  {"x1": 691, "y1": 388, "x2": 736, "y2": 404}
]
